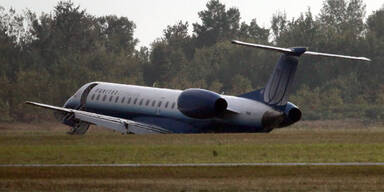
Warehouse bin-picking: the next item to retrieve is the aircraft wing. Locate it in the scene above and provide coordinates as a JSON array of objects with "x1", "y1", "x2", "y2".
[{"x1": 25, "y1": 101, "x2": 172, "y2": 134}]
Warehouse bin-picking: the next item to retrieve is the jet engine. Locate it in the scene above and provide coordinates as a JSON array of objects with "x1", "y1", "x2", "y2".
[
  {"x1": 177, "y1": 88, "x2": 228, "y2": 119},
  {"x1": 279, "y1": 102, "x2": 302, "y2": 127}
]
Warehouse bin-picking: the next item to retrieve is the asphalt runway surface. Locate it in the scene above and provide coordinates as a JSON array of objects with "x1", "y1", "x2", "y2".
[{"x1": 1, "y1": 163, "x2": 384, "y2": 167}]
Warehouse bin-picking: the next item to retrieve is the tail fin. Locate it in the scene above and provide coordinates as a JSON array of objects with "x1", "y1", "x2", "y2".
[
  {"x1": 263, "y1": 54, "x2": 298, "y2": 106},
  {"x1": 233, "y1": 40, "x2": 370, "y2": 107}
]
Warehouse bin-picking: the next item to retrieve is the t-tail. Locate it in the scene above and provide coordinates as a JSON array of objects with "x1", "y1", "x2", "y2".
[
  {"x1": 233, "y1": 40, "x2": 370, "y2": 107},
  {"x1": 233, "y1": 40, "x2": 370, "y2": 128}
]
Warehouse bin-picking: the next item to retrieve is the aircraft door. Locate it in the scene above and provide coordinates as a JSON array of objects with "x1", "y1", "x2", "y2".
[
  {"x1": 65, "y1": 82, "x2": 98, "y2": 135},
  {"x1": 79, "y1": 83, "x2": 98, "y2": 110}
]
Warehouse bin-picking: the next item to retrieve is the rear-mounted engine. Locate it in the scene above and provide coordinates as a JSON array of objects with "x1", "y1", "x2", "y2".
[{"x1": 177, "y1": 88, "x2": 228, "y2": 119}]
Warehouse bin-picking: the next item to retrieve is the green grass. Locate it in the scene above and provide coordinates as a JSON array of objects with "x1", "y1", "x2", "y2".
[
  {"x1": 1, "y1": 121, "x2": 384, "y2": 191},
  {"x1": 1, "y1": 166, "x2": 384, "y2": 191},
  {"x1": 1, "y1": 142, "x2": 384, "y2": 164},
  {"x1": 1, "y1": 122, "x2": 384, "y2": 164}
]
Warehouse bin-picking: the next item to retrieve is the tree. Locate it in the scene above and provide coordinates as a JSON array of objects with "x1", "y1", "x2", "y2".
[
  {"x1": 229, "y1": 74, "x2": 252, "y2": 95},
  {"x1": 271, "y1": 12, "x2": 287, "y2": 43},
  {"x1": 239, "y1": 19, "x2": 269, "y2": 43},
  {"x1": 319, "y1": 0, "x2": 366, "y2": 39},
  {"x1": 97, "y1": 15, "x2": 138, "y2": 53},
  {"x1": 1, "y1": 0, "x2": 384, "y2": 122},
  {"x1": 193, "y1": 0, "x2": 240, "y2": 47},
  {"x1": 145, "y1": 21, "x2": 191, "y2": 85},
  {"x1": 367, "y1": 7, "x2": 384, "y2": 39}
]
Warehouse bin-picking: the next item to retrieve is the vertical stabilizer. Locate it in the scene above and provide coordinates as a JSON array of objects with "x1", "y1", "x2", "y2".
[
  {"x1": 263, "y1": 54, "x2": 298, "y2": 106},
  {"x1": 232, "y1": 40, "x2": 370, "y2": 106}
]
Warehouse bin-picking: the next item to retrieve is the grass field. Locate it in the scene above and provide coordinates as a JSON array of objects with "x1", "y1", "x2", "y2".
[
  {"x1": 2, "y1": 166, "x2": 384, "y2": 192},
  {"x1": 1, "y1": 120, "x2": 384, "y2": 191}
]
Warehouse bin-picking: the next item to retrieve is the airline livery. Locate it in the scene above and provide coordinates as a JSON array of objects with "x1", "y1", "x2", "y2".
[{"x1": 27, "y1": 40, "x2": 370, "y2": 134}]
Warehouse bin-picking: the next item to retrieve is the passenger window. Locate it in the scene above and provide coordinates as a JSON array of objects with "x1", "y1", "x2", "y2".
[
  {"x1": 109, "y1": 96, "x2": 113, "y2": 102},
  {"x1": 171, "y1": 102, "x2": 175, "y2": 109},
  {"x1": 133, "y1": 98, "x2": 138, "y2": 104},
  {"x1": 121, "y1": 97, "x2": 125, "y2": 103},
  {"x1": 127, "y1": 97, "x2": 131, "y2": 104},
  {"x1": 139, "y1": 99, "x2": 143, "y2": 105},
  {"x1": 96, "y1": 94, "x2": 100, "y2": 100},
  {"x1": 102, "y1": 95, "x2": 107, "y2": 102},
  {"x1": 165, "y1": 101, "x2": 169, "y2": 108},
  {"x1": 158, "y1": 101, "x2": 162, "y2": 107},
  {"x1": 91, "y1": 94, "x2": 95, "y2": 100},
  {"x1": 146, "y1": 100, "x2": 150, "y2": 106},
  {"x1": 115, "y1": 96, "x2": 119, "y2": 103},
  {"x1": 152, "y1": 100, "x2": 156, "y2": 107}
]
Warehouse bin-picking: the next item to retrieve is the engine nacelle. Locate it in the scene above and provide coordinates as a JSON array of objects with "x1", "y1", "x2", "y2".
[
  {"x1": 177, "y1": 88, "x2": 228, "y2": 119},
  {"x1": 279, "y1": 102, "x2": 302, "y2": 127}
]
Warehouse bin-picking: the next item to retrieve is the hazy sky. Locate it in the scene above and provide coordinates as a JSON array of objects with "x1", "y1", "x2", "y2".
[{"x1": 1, "y1": 0, "x2": 383, "y2": 47}]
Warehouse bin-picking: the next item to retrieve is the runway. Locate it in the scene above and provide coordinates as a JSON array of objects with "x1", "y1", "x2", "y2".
[{"x1": 1, "y1": 162, "x2": 384, "y2": 167}]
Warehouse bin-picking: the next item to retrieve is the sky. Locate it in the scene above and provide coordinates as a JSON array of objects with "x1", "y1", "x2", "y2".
[{"x1": 1, "y1": 0, "x2": 383, "y2": 47}]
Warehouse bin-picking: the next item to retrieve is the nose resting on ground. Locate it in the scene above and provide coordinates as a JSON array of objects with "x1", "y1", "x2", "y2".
[{"x1": 63, "y1": 96, "x2": 77, "y2": 109}]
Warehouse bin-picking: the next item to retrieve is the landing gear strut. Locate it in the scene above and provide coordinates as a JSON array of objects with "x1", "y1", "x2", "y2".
[{"x1": 67, "y1": 121, "x2": 89, "y2": 135}]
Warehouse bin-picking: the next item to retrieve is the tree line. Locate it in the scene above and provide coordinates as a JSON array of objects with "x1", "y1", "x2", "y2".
[{"x1": 0, "y1": 0, "x2": 383, "y2": 122}]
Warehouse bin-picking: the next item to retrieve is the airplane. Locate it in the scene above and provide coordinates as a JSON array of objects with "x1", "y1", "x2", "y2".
[{"x1": 26, "y1": 40, "x2": 371, "y2": 134}]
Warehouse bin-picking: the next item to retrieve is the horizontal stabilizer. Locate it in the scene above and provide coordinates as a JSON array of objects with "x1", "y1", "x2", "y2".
[
  {"x1": 232, "y1": 40, "x2": 371, "y2": 61},
  {"x1": 232, "y1": 40, "x2": 293, "y2": 54},
  {"x1": 304, "y1": 51, "x2": 371, "y2": 61}
]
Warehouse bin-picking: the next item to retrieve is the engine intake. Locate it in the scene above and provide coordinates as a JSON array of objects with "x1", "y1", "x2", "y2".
[{"x1": 177, "y1": 88, "x2": 228, "y2": 119}]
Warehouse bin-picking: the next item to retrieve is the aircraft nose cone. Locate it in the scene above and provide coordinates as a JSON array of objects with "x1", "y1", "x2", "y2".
[{"x1": 63, "y1": 96, "x2": 77, "y2": 109}]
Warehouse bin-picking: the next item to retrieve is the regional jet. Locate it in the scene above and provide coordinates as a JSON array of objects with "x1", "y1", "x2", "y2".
[{"x1": 26, "y1": 40, "x2": 370, "y2": 134}]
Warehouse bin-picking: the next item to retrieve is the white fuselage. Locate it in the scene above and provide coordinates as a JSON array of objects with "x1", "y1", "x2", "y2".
[{"x1": 65, "y1": 82, "x2": 278, "y2": 133}]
